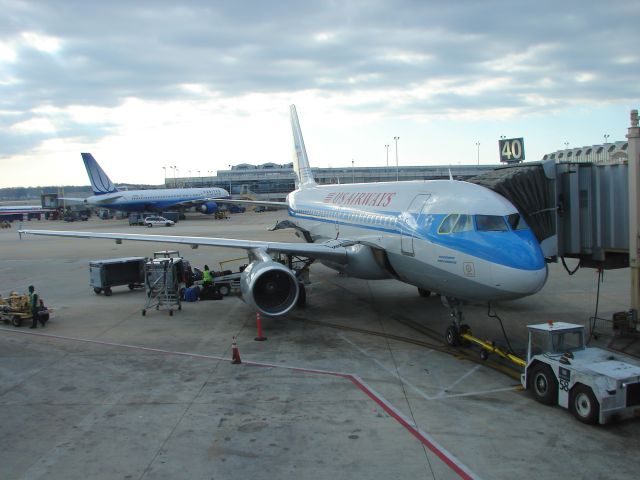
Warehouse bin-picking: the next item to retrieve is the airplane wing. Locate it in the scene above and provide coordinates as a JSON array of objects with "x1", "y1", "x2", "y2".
[
  {"x1": 213, "y1": 198, "x2": 289, "y2": 209},
  {"x1": 169, "y1": 197, "x2": 223, "y2": 209},
  {"x1": 91, "y1": 195, "x2": 124, "y2": 204},
  {"x1": 58, "y1": 197, "x2": 88, "y2": 203},
  {"x1": 18, "y1": 229, "x2": 349, "y2": 264}
]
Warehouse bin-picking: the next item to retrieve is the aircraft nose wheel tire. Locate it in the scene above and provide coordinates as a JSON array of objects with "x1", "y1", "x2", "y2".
[
  {"x1": 571, "y1": 385, "x2": 599, "y2": 424},
  {"x1": 445, "y1": 325, "x2": 459, "y2": 346}
]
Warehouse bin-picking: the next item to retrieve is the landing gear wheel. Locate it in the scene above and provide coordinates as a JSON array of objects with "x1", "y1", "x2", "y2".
[
  {"x1": 296, "y1": 283, "x2": 307, "y2": 308},
  {"x1": 94, "y1": 287, "x2": 102, "y2": 294},
  {"x1": 530, "y1": 364, "x2": 558, "y2": 406},
  {"x1": 418, "y1": 288, "x2": 431, "y2": 297},
  {"x1": 571, "y1": 385, "x2": 599, "y2": 424},
  {"x1": 11, "y1": 315, "x2": 22, "y2": 327},
  {"x1": 104, "y1": 287, "x2": 112, "y2": 296},
  {"x1": 218, "y1": 285, "x2": 230, "y2": 296},
  {"x1": 445, "y1": 325, "x2": 459, "y2": 346}
]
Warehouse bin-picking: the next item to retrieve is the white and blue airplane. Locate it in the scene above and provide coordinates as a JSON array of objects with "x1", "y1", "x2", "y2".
[
  {"x1": 63, "y1": 153, "x2": 229, "y2": 214},
  {"x1": 20, "y1": 105, "x2": 547, "y2": 342}
]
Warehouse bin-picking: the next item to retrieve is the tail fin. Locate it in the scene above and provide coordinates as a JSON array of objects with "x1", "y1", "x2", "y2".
[
  {"x1": 290, "y1": 105, "x2": 316, "y2": 188},
  {"x1": 81, "y1": 153, "x2": 118, "y2": 195}
]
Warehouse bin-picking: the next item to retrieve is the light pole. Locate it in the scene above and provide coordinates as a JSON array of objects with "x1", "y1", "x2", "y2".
[
  {"x1": 564, "y1": 141, "x2": 569, "y2": 149},
  {"x1": 172, "y1": 165, "x2": 177, "y2": 187},
  {"x1": 393, "y1": 136, "x2": 399, "y2": 181},
  {"x1": 385, "y1": 144, "x2": 389, "y2": 168},
  {"x1": 476, "y1": 141, "x2": 480, "y2": 165},
  {"x1": 352, "y1": 159, "x2": 355, "y2": 183},
  {"x1": 228, "y1": 164, "x2": 232, "y2": 195},
  {"x1": 604, "y1": 134, "x2": 610, "y2": 144},
  {"x1": 162, "y1": 166, "x2": 167, "y2": 187}
]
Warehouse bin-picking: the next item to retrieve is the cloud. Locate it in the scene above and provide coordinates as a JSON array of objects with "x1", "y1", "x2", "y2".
[{"x1": 0, "y1": 1, "x2": 638, "y2": 185}]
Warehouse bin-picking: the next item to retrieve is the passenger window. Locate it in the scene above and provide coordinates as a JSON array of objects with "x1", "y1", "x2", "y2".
[
  {"x1": 475, "y1": 215, "x2": 508, "y2": 232},
  {"x1": 452, "y1": 214, "x2": 473, "y2": 232},
  {"x1": 438, "y1": 214, "x2": 459, "y2": 234},
  {"x1": 507, "y1": 213, "x2": 528, "y2": 230}
]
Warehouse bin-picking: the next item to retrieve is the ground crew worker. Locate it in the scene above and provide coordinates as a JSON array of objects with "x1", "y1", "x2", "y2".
[
  {"x1": 28, "y1": 285, "x2": 40, "y2": 329},
  {"x1": 202, "y1": 265, "x2": 213, "y2": 286}
]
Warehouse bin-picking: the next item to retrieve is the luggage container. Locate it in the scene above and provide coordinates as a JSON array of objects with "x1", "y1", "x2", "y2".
[{"x1": 89, "y1": 257, "x2": 146, "y2": 296}]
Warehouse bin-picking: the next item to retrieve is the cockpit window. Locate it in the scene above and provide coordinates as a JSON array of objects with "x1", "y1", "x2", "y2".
[
  {"x1": 475, "y1": 215, "x2": 508, "y2": 232},
  {"x1": 438, "y1": 214, "x2": 459, "y2": 234},
  {"x1": 507, "y1": 213, "x2": 529, "y2": 231},
  {"x1": 452, "y1": 214, "x2": 473, "y2": 232}
]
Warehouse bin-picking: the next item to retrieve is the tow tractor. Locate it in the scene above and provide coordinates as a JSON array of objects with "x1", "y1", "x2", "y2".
[{"x1": 458, "y1": 321, "x2": 640, "y2": 424}]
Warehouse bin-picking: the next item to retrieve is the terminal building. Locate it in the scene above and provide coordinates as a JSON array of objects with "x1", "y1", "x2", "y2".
[
  {"x1": 172, "y1": 164, "x2": 496, "y2": 199},
  {"x1": 168, "y1": 140, "x2": 629, "y2": 199}
]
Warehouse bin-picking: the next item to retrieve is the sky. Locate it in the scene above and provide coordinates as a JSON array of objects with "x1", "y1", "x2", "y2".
[{"x1": 0, "y1": 0, "x2": 638, "y2": 188}]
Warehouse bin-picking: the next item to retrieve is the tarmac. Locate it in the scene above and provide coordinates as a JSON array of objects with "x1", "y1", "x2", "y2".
[{"x1": 1, "y1": 211, "x2": 639, "y2": 480}]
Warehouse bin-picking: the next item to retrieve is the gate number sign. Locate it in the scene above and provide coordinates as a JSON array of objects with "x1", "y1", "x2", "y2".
[{"x1": 499, "y1": 138, "x2": 525, "y2": 163}]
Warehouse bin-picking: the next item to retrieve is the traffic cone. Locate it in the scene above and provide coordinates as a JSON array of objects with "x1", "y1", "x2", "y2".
[
  {"x1": 254, "y1": 312, "x2": 267, "y2": 341},
  {"x1": 231, "y1": 336, "x2": 242, "y2": 364}
]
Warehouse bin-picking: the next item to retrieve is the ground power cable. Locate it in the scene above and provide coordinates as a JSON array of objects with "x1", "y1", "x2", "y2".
[
  {"x1": 486, "y1": 302, "x2": 516, "y2": 355},
  {"x1": 587, "y1": 267, "x2": 606, "y2": 344}
]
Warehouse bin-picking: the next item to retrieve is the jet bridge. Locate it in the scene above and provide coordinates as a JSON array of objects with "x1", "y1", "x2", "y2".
[{"x1": 470, "y1": 160, "x2": 629, "y2": 270}]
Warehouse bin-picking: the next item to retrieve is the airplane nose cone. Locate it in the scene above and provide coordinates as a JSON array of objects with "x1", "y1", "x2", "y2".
[{"x1": 491, "y1": 263, "x2": 548, "y2": 297}]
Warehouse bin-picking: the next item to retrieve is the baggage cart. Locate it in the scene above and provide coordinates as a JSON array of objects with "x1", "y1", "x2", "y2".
[
  {"x1": 142, "y1": 257, "x2": 183, "y2": 316},
  {"x1": 89, "y1": 257, "x2": 146, "y2": 296}
]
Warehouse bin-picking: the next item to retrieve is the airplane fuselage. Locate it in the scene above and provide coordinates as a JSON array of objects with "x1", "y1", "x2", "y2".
[
  {"x1": 85, "y1": 187, "x2": 229, "y2": 212},
  {"x1": 287, "y1": 179, "x2": 547, "y2": 302}
]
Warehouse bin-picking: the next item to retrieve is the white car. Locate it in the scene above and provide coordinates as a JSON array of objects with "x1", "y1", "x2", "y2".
[{"x1": 144, "y1": 216, "x2": 175, "y2": 227}]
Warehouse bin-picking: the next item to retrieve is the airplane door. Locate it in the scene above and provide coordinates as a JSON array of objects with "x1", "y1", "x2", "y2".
[{"x1": 400, "y1": 194, "x2": 430, "y2": 255}]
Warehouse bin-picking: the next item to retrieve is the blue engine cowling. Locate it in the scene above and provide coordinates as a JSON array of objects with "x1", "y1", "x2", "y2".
[{"x1": 199, "y1": 201, "x2": 218, "y2": 214}]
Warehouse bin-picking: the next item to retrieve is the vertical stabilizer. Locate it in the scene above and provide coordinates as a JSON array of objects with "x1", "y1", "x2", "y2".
[
  {"x1": 290, "y1": 105, "x2": 316, "y2": 188},
  {"x1": 81, "y1": 153, "x2": 118, "y2": 195}
]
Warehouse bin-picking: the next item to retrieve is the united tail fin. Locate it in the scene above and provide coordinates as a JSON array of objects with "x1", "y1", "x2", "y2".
[
  {"x1": 290, "y1": 105, "x2": 316, "y2": 188},
  {"x1": 81, "y1": 153, "x2": 118, "y2": 195}
]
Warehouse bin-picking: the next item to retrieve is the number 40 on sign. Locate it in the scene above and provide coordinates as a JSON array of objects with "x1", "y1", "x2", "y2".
[{"x1": 499, "y1": 137, "x2": 525, "y2": 163}]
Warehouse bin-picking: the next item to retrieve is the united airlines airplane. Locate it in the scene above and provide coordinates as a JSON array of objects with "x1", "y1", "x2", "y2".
[
  {"x1": 20, "y1": 106, "x2": 548, "y2": 343},
  {"x1": 63, "y1": 153, "x2": 229, "y2": 214}
]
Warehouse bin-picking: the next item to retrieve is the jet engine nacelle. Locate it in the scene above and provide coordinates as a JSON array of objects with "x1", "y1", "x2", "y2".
[
  {"x1": 199, "y1": 201, "x2": 218, "y2": 214},
  {"x1": 240, "y1": 258, "x2": 299, "y2": 316}
]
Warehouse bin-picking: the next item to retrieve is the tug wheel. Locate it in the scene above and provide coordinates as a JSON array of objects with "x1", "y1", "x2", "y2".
[
  {"x1": 530, "y1": 364, "x2": 558, "y2": 406},
  {"x1": 571, "y1": 385, "x2": 599, "y2": 424}
]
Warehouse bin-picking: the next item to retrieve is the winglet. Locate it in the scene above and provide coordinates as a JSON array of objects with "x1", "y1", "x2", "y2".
[
  {"x1": 81, "y1": 153, "x2": 118, "y2": 195},
  {"x1": 290, "y1": 105, "x2": 316, "y2": 188}
]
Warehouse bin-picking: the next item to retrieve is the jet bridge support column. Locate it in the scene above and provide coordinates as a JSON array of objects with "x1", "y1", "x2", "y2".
[{"x1": 628, "y1": 109, "x2": 640, "y2": 326}]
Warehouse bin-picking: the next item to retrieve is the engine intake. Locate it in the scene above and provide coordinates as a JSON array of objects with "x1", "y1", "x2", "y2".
[{"x1": 240, "y1": 258, "x2": 299, "y2": 316}]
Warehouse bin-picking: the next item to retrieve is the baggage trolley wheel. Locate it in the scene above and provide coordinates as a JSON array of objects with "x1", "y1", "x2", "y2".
[
  {"x1": 142, "y1": 309, "x2": 146, "y2": 316},
  {"x1": 169, "y1": 310, "x2": 173, "y2": 316},
  {"x1": 12, "y1": 315, "x2": 22, "y2": 327},
  {"x1": 94, "y1": 287, "x2": 102, "y2": 294},
  {"x1": 178, "y1": 304, "x2": 182, "y2": 310},
  {"x1": 218, "y1": 285, "x2": 230, "y2": 296},
  {"x1": 104, "y1": 287, "x2": 112, "y2": 296},
  {"x1": 128, "y1": 283, "x2": 135, "y2": 290}
]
